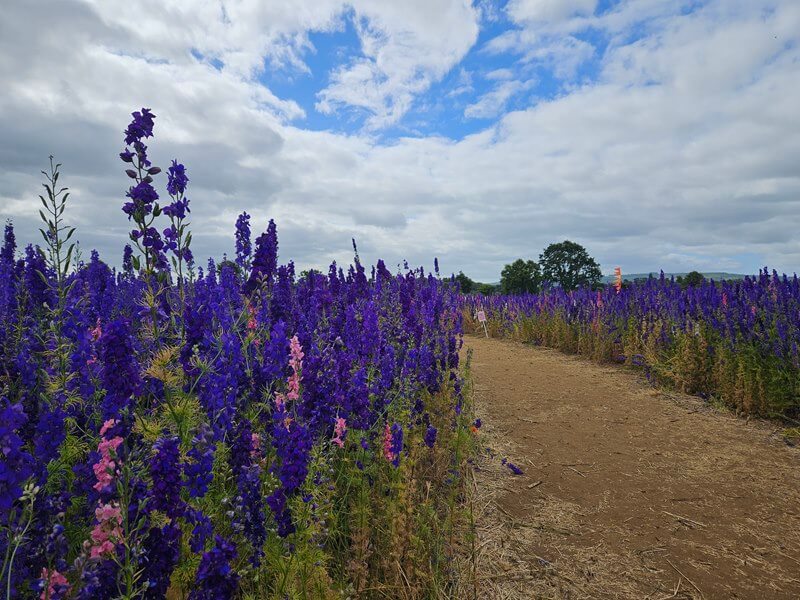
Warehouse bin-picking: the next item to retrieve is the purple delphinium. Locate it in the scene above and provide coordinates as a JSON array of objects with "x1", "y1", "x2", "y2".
[
  {"x1": 189, "y1": 535, "x2": 240, "y2": 600},
  {"x1": 390, "y1": 423, "x2": 403, "y2": 468},
  {"x1": 243, "y1": 219, "x2": 277, "y2": 295},
  {"x1": 234, "y1": 212, "x2": 251, "y2": 272},
  {"x1": 122, "y1": 244, "x2": 134, "y2": 275},
  {"x1": 424, "y1": 424, "x2": 437, "y2": 448},
  {"x1": 33, "y1": 404, "x2": 67, "y2": 483},
  {"x1": 186, "y1": 508, "x2": 214, "y2": 553},
  {"x1": 98, "y1": 318, "x2": 140, "y2": 425},
  {"x1": 149, "y1": 434, "x2": 184, "y2": 518},
  {"x1": 0, "y1": 397, "x2": 34, "y2": 523},
  {"x1": 123, "y1": 107, "x2": 155, "y2": 147},
  {"x1": 267, "y1": 409, "x2": 312, "y2": 537},
  {"x1": 183, "y1": 424, "x2": 215, "y2": 498},
  {"x1": 166, "y1": 160, "x2": 188, "y2": 196},
  {"x1": 1, "y1": 220, "x2": 15, "y2": 265},
  {"x1": 141, "y1": 523, "x2": 181, "y2": 599},
  {"x1": 120, "y1": 108, "x2": 167, "y2": 272}
]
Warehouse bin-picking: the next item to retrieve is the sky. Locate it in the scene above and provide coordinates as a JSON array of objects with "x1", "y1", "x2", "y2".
[{"x1": 1, "y1": 0, "x2": 799, "y2": 281}]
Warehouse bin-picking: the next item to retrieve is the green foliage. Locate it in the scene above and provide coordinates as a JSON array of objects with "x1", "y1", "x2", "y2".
[
  {"x1": 454, "y1": 271, "x2": 475, "y2": 293},
  {"x1": 475, "y1": 282, "x2": 499, "y2": 296},
  {"x1": 500, "y1": 259, "x2": 541, "y2": 295},
  {"x1": 539, "y1": 240, "x2": 602, "y2": 291},
  {"x1": 683, "y1": 270, "x2": 705, "y2": 288}
]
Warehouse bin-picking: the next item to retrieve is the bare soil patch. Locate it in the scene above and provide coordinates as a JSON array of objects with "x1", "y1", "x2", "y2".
[{"x1": 466, "y1": 336, "x2": 800, "y2": 599}]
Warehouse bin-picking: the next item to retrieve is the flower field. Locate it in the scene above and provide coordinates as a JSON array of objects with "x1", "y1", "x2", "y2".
[
  {"x1": 0, "y1": 110, "x2": 474, "y2": 598},
  {"x1": 465, "y1": 273, "x2": 800, "y2": 419}
]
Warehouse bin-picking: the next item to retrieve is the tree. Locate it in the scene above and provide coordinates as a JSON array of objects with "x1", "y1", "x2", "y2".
[
  {"x1": 500, "y1": 259, "x2": 541, "y2": 295},
  {"x1": 539, "y1": 240, "x2": 601, "y2": 291},
  {"x1": 683, "y1": 270, "x2": 705, "y2": 288},
  {"x1": 454, "y1": 271, "x2": 475, "y2": 293},
  {"x1": 475, "y1": 282, "x2": 499, "y2": 296}
]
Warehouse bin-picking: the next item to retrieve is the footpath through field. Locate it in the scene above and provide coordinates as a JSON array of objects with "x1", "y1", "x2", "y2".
[{"x1": 465, "y1": 335, "x2": 800, "y2": 600}]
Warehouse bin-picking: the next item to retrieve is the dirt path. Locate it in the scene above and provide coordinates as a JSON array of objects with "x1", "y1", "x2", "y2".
[{"x1": 466, "y1": 336, "x2": 800, "y2": 599}]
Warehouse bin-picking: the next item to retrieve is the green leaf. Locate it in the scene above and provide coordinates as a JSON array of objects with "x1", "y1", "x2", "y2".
[
  {"x1": 64, "y1": 245, "x2": 75, "y2": 272},
  {"x1": 132, "y1": 255, "x2": 141, "y2": 271}
]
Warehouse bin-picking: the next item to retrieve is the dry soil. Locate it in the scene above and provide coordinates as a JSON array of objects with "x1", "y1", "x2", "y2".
[{"x1": 465, "y1": 335, "x2": 800, "y2": 600}]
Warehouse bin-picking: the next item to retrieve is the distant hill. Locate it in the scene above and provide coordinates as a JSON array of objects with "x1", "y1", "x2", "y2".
[{"x1": 601, "y1": 271, "x2": 748, "y2": 284}]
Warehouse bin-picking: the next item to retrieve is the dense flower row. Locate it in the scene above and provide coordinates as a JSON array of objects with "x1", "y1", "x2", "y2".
[
  {"x1": 0, "y1": 110, "x2": 469, "y2": 598},
  {"x1": 465, "y1": 272, "x2": 800, "y2": 417}
]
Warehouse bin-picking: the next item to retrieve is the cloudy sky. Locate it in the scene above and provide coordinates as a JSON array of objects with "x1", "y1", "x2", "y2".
[{"x1": 1, "y1": 0, "x2": 799, "y2": 280}]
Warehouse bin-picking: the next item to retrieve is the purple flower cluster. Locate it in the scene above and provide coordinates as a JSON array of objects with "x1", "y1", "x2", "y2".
[
  {"x1": 469, "y1": 269, "x2": 800, "y2": 416},
  {"x1": 234, "y1": 211, "x2": 251, "y2": 272},
  {"x1": 0, "y1": 397, "x2": 33, "y2": 523},
  {"x1": 189, "y1": 536, "x2": 239, "y2": 600},
  {"x1": 0, "y1": 107, "x2": 466, "y2": 596},
  {"x1": 183, "y1": 424, "x2": 215, "y2": 498},
  {"x1": 149, "y1": 434, "x2": 183, "y2": 518}
]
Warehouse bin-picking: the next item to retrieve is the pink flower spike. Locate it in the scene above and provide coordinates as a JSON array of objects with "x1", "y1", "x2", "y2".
[
  {"x1": 332, "y1": 417, "x2": 347, "y2": 448},
  {"x1": 99, "y1": 419, "x2": 117, "y2": 436},
  {"x1": 90, "y1": 319, "x2": 102, "y2": 341},
  {"x1": 40, "y1": 568, "x2": 70, "y2": 600},
  {"x1": 383, "y1": 423, "x2": 395, "y2": 462}
]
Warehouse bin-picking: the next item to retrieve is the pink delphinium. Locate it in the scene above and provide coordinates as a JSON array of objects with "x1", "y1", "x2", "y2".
[
  {"x1": 93, "y1": 421, "x2": 123, "y2": 493},
  {"x1": 331, "y1": 417, "x2": 347, "y2": 448},
  {"x1": 250, "y1": 432, "x2": 261, "y2": 457},
  {"x1": 88, "y1": 502, "x2": 123, "y2": 559},
  {"x1": 90, "y1": 319, "x2": 102, "y2": 342},
  {"x1": 40, "y1": 568, "x2": 70, "y2": 600},
  {"x1": 286, "y1": 335, "x2": 304, "y2": 402},
  {"x1": 383, "y1": 423, "x2": 396, "y2": 462}
]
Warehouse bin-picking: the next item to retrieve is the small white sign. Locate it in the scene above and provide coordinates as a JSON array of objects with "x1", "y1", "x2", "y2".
[{"x1": 477, "y1": 310, "x2": 486, "y2": 323}]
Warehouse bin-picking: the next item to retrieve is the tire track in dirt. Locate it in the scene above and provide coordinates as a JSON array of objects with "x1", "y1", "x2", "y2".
[{"x1": 466, "y1": 336, "x2": 800, "y2": 599}]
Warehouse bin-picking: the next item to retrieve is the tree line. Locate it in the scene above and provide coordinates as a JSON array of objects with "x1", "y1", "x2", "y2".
[{"x1": 456, "y1": 240, "x2": 602, "y2": 295}]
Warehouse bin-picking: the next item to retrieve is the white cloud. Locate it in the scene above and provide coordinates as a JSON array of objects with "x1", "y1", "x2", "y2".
[
  {"x1": 0, "y1": 0, "x2": 799, "y2": 282},
  {"x1": 507, "y1": 0, "x2": 598, "y2": 24},
  {"x1": 464, "y1": 79, "x2": 535, "y2": 118},
  {"x1": 316, "y1": 1, "x2": 480, "y2": 128}
]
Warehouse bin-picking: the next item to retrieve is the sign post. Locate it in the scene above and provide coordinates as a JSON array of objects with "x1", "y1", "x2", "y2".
[{"x1": 477, "y1": 310, "x2": 488, "y2": 338}]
